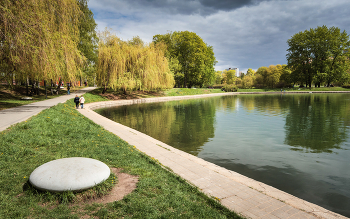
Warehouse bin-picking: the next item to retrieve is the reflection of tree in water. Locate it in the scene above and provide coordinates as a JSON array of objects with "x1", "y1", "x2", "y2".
[
  {"x1": 284, "y1": 94, "x2": 349, "y2": 153},
  {"x1": 239, "y1": 94, "x2": 290, "y2": 116},
  {"x1": 216, "y1": 95, "x2": 238, "y2": 112},
  {"x1": 97, "y1": 98, "x2": 218, "y2": 155},
  {"x1": 168, "y1": 99, "x2": 217, "y2": 155}
]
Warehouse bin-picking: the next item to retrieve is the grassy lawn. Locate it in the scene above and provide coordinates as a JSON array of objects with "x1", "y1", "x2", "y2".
[
  {"x1": 0, "y1": 98, "x2": 242, "y2": 218},
  {"x1": 165, "y1": 88, "x2": 225, "y2": 96}
]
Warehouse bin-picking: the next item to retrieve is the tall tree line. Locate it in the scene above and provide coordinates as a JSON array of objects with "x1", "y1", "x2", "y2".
[
  {"x1": 286, "y1": 26, "x2": 350, "y2": 87},
  {"x1": 0, "y1": 0, "x2": 88, "y2": 88}
]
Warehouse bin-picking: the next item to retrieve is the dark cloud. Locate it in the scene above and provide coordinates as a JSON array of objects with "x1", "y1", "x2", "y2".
[
  {"x1": 117, "y1": 0, "x2": 257, "y2": 15},
  {"x1": 199, "y1": 0, "x2": 255, "y2": 11},
  {"x1": 89, "y1": 0, "x2": 350, "y2": 71}
]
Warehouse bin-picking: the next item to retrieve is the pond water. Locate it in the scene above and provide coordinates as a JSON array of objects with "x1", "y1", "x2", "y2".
[{"x1": 95, "y1": 93, "x2": 350, "y2": 217}]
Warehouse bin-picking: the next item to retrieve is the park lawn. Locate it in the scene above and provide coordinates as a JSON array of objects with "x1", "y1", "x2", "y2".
[
  {"x1": 164, "y1": 88, "x2": 224, "y2": 96},
  {"x1": 0, "y1": 99, "x2": 242, "y2": 218}
]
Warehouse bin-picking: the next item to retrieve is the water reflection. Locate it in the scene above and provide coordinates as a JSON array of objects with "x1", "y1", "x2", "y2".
[
  {"x1": 284, "y1": 94, "x2": 350, "y2": 152},
  {"x1": 96, "y1": 98, "x2": 221, "y2": 155},
  {"x1": 95, "y1": 93, "x2": 350, "y2": 217}
]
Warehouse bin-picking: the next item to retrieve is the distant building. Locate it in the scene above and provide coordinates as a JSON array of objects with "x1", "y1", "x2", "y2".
[{"x1": 225, "y1": 68, "x2": 239, "y2": 77}]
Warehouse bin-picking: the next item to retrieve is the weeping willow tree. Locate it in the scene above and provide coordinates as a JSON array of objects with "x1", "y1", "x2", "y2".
[
  {"x1": 97, "y1": 30, "x2": 175, "y2": 94},
  {"x1": 0, "y1": 0, "x2": 84, "y2": 88}
]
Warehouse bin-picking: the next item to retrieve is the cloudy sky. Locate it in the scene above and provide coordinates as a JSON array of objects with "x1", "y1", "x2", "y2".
[{"x1": 88, "y1": 0, "x2": 350, "y2": 73}]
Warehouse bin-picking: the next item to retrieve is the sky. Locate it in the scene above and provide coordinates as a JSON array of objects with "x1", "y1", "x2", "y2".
[{"x1": 88, "y1": 0, "x2": 350, "y2": 73}]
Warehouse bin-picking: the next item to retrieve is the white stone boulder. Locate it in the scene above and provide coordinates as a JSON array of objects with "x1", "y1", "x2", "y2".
[
  {"x1": 29, "y1": 157, "x2": 110, "y2": 192},
  {"x1": 21, "y1": 97, "x2": 33, "y2": 100}
]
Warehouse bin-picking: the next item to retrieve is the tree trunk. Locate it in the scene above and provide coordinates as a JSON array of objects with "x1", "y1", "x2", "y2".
[
  {"x1": 36, "y1": 81, "x2": 40, "y2": 95},
  {"x1": 57, "y1": 79, "x2": 61, "y2": 93},
  {"x1": 44, "y1": 80, "x2": 47, "y2": 99},
  {"x1": 26, "y1": 77, "x2": 29, "y2": 96}
]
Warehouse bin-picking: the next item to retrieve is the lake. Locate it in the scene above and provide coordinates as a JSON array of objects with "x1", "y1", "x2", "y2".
[{"x1": 95, "y1": 93, "x2": 350, "y2": 217}]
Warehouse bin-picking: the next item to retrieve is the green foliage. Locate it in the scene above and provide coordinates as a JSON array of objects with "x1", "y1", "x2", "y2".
[
  {"x1": 222, "y1": 70, "x2": 236, "y2": 85},
  {"x1": 254, "y1": 65, "x2": 293, "y2": 88},
  {"x1": 286, "y1": 25, "x2": 350, "y2": 87},
  {"x1": 77, "y1": 0, "x2": 99, "y2": 86},
  {"x1": 222, "y1": 85, "x2": 238, "y2": 92},
  {"x1": 246, "y1": 68, "x2": 256, "y2": 76},
  {"x1": 153, "y1": 31, "x2": 217, "y2": 88},
  {"x1": 215, "y1": 71, "x2": 223, "y2": 84},
  {"x1": 240, "y1": 75, "x2": 254, "y2": 89},
  {"x1": 77, "y1": 0, "x2": 99, "y2": 65}
]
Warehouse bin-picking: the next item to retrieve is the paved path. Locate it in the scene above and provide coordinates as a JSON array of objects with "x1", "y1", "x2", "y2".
[
  {"x1": 0, "y1": 87, "x2": 96, "y2": 132},
  {"x1": 79, "y1": 96, "x2": 348, "y2": 219}
]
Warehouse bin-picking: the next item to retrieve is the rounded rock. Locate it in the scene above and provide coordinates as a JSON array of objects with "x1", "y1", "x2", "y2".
[
  {"x1": 21, "y1": 97, "x2": 33, "y2": 100},
  {"x1": 29, "y1": 157, "x2": 110, "y2": 192}
]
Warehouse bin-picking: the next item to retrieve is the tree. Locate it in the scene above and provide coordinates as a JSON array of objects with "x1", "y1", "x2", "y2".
[
  {"x1": 153, "y1": 31, "x2": 217, "y2": 88},
  {"x1": 97, "y1": 30, "x2": 174, "y2": 94},
  {"x1": 128, "y1": 36, "x2": 145, "y2": 47},
  {"x1": 77, "y1": 0, "x2": 99, "y2": 85},
  {"x1": 241, "y1": 75, "x2": 254, "y2": 89},
  {"x1": 255, "y1": 65, "x2": 283, "y2": 88},
  {"x1": 0, "y1": 0, "x2": 84, "y2": 88},
  {"x1": 215, "y1": 71, "x2": 223, "y2": 84},
  {"x1": 222, "y1": 69, "x2": 236, "y2": 85},
  {"x1": 247, "y1": 68, "x2": 256, "y2": 76},
  {"x1": 279, "y1": 64, "x2": 292, "y2": 86},
  {"x1": 77, "y1": 0, "x2": 98, "y2": 65},
  {"x1": 287, "y1": 26, "x2": 350, "y2": 87}
]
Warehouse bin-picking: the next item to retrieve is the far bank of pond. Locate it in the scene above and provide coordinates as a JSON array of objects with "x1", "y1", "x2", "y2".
[{"x1": 95, "y1": 92, "x2": 350, "y2": 217}]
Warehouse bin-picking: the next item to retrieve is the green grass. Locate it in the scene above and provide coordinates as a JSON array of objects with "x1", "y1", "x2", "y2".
[
  {"x1": 165, "y1": 88, "x2": 225, "y2": 96},
  {"x1": 83, "y1": 92, "x2": 110, "y2": 103},
  {"x1": 0, "y1": 99, "x2": 242, "y2": 218}
]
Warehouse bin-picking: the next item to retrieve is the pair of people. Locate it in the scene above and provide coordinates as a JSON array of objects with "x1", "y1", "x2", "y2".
[{"x1": 74, "y1": 95, "x2": 85, "y2": 109}]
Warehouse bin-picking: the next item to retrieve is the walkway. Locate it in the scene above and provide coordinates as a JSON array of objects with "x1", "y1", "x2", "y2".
[
  {"x1": 79, "y1": 95, "x2": 348, "y2": 219},
  {"x1": 0, "y1": 87, "x2": 96, "y2": 132}
]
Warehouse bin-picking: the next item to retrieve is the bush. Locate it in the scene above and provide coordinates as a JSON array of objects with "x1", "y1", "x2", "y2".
[
  {"x1": 212, "y1": 84, "x2": 224, "y2": 89},
  {"x1": 342, "y1": 84, "x2": 350, "y2": 88},
  {"x1": 275, "y1": 82, "x2": 294, "y2": 88},
  {"x1": 253, "y1": 84, "x2": 265, "y2": 89},
  {"x1": 222, "y1": 84, "x2": 238, "y2": 92}
]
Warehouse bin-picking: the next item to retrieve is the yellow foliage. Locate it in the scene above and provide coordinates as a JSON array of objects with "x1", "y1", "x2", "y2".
[
  {"x1": 0, "y1": 0, "x2": 84, "y2": 83},
  {"x1": 97, "y1": 30, "x2": 174, "y2": 92}
]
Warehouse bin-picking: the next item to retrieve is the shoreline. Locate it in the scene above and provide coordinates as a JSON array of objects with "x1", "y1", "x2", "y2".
[{"x1": 79, "y1": 92, "x2": 348, "y2": 219}]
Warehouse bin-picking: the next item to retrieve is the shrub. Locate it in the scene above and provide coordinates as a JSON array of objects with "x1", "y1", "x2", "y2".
[
  {"x1": 212, "y1": 84, "x2": 224, "y2": 89},
  {"x1": 342, "y1": 84, "x2": 350, "y2": 88},
  {"x1": 222, "y1": 84, "x2": 238, "y2": 92}
]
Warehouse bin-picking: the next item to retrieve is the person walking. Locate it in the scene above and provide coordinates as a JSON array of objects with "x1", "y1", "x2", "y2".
[
  {"x1": 79, "y1": 95, "x2": 85, "y2": 109},
  {"x1": 67, "y1": 84, "x2": 71, "y2": 95},
  {"x1": 74, "y1": 95, "x2": 80, "y2": 109}
]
